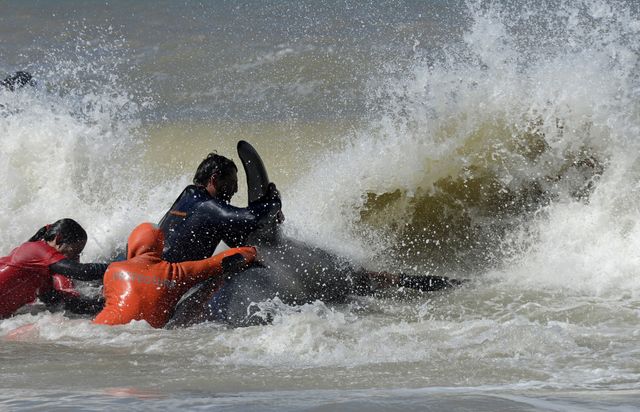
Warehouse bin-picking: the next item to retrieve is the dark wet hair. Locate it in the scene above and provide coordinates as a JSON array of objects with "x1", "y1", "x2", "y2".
[
  {"x1": 29, "y1": 218, "x2": 88, "y2": 245},
  {"x1": 1, "y1": 71, "x2": 36, "y2": 91},
  {"x1": 193, "y1": 153, "x2": 237, "y2": 186}
]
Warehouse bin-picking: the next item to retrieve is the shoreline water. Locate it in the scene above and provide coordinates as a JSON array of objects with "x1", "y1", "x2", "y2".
[{"x1": 2, "y1": 387, "x2": 640, "y2": 411}]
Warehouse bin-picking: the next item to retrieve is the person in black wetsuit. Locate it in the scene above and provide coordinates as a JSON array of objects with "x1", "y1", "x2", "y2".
[{"x1": 159, "y1": 153, "x2": 282, "y2": 263}]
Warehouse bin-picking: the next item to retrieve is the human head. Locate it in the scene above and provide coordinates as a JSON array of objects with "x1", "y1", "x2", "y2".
[
  {"x1": 29, "y1": 218, "x2": 88, "y2": 260},
  {"x1": 193, "y1": 152, "x2": 238, "y2": 202},
  {"x1": 126, "y1": 222, "x2": 164, "y2": 259}
]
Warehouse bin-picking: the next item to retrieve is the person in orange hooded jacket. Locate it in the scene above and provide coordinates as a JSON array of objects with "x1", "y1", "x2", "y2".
[{"x1": 94, "y1": 222, "x2": 256, "y2": 328}]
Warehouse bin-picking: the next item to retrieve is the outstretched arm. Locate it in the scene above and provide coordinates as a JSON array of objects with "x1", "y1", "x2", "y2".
[
  {"x1": 171, "y1": 247, "x2": 257, "y2": 286},
  {"x1": 200, "y1": 185, "x2": 282, "y2": 247},
  {"x1": 49, "y1": 259, "x2": 109, "y2": 282}
]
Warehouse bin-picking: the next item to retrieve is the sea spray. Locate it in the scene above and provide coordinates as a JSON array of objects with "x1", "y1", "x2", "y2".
[
  {"x1": 286, "y1": 0, "x2": 640, "y2": 281},
  {"x1": 0, "y1": 25, "x2": 172, "y2": 260}
]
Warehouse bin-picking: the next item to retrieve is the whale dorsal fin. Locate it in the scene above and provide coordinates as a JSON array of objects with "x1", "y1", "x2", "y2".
[{"x1": 237, "y1": 140, "x2": 270, "y2": 204}]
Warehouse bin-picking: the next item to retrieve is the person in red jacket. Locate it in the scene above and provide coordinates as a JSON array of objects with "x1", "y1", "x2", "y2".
[
  {"x1": 0, "y1": 218, "x2": 107, "y2": 319},
  {"x1": 93, "y1": 222, "x2": 256, "y2": 328}
]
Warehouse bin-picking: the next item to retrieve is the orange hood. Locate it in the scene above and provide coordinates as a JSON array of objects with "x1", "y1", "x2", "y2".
[{"x1": 126, "y1": 222, "x2": 165, "y2": 259}]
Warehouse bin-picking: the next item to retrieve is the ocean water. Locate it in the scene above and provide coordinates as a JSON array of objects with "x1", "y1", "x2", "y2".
[{"x1": 2, "y1": 1, "x2": 640, "y2": 410}]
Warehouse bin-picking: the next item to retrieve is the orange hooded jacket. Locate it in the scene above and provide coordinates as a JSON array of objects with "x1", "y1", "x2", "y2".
[{"x1": 94, "y1": 222, "x2": 256, "y2": 328}]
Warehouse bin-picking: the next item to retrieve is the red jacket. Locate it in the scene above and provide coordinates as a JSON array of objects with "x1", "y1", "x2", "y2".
[
  {"x1": 94, "y1": 223, "x2": 256, "y2": 328},
  {"x1": 0, "y1": 241, "x2": 66, "y2": 318}
]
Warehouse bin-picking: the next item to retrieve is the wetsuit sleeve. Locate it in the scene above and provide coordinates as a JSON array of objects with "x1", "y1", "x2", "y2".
[
  {"x1": 172, "y1": 247, "x2": 257, "y2": 286},
  {"x1": 199, "y1": 197, "x2": 281, "y2": 247},
  {"x1": 49, "y1": 259, "x2": 109, "y2": 281}
]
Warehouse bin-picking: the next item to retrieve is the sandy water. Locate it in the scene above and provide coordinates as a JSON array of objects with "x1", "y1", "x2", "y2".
[{"x1": 2, "y1": 1, "x2": 640, "y2": 410}]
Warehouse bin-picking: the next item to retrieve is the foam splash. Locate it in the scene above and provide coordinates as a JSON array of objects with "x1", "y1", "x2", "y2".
[
  {"x1": 285, "y1": 0, "x2": 640, "y2": 294},
  {"x1": 1, "y1": 280, "x2": 638, "y2": 394},
  {"x1": 0, "y1": 26, "x2": 172, "y2": 259}
]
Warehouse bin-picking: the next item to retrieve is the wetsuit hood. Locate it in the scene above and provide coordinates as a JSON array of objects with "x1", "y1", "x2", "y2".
[{"x1": 127, "y1": 223, "x2": 164, "y2": 259}]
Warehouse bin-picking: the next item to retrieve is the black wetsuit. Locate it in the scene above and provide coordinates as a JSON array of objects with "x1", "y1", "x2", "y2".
[
  {"x1": 42, "y1": 260, "x2": 107, "y2": 315},
  {"x1": 159, "y1": 185, "x2": 281, "y2": 262},
  {"x1": 49, "y1": 260, "x2": 108, "y2": 281}
]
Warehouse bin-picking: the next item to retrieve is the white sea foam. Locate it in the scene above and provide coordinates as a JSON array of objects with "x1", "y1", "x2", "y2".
[
  {"x1": 285, "y1": 0, "x2": 640, "y2": 296},
  {"x1": 0, "y1": 29, "x2": 177, "y2": 259}
]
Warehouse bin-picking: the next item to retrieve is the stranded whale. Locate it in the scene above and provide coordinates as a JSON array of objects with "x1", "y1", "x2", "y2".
[{"x1": 167, "y1": 141, "x2": 460, "y2": 328}]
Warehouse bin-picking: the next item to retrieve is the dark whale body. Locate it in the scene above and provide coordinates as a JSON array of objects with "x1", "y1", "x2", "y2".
[{"x1": 167, "y1": 235, "x2": 359, "y2": 327}]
